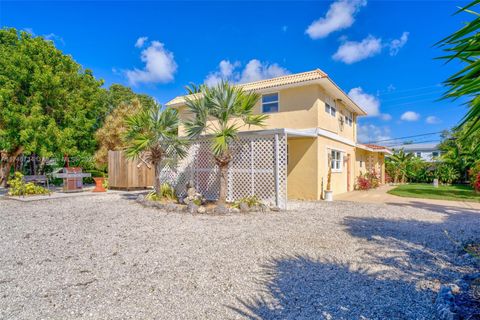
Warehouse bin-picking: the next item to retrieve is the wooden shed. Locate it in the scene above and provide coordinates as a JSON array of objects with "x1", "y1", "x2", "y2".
[{"x1": 108, "y1": 150, "x2": 154, "y2": 190}]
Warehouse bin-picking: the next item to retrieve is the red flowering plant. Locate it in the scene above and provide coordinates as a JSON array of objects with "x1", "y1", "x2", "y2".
[
  {"x1": 474, "y1": 173, "x2": 480, "y2": 193},
  {"x1": 355, "y1": 173, "x2": 371, "y2": 190}
]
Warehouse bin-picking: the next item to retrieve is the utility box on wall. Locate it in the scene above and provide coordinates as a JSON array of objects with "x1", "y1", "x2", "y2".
[{"x1": 108, "y1": 150, "x2": 154, "y2": 190}]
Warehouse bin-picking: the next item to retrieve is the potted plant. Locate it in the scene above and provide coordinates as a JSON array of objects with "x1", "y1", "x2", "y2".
[
  {"x1": 90, "y1": 170, "x2": 107, "y2": 192},
  {"x1": 324, "y1": 155, "x2": 333, "y2": 201}
]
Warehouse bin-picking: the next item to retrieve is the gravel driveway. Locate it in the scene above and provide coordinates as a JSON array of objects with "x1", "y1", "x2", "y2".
[{"x1": 1, "y1": 193, "x2": 479, "y2": 319}]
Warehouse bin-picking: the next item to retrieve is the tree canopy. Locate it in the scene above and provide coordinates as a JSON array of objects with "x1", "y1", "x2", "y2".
[{"x1": 0, "y1": 28, "x2": 108, "y2": 159}]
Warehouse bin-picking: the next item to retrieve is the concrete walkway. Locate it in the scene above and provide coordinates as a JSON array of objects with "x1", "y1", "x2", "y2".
[{"x1": 335, "y1": 185, "x2": 480, "y2": 214}]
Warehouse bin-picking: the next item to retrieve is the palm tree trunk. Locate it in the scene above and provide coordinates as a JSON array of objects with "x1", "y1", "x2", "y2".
[
  {"x1": 154, "y1": 162, "x2": 161, "y2": 197},
  {"x1": 218, "y1": 163, "x2": 228, "y2": 205}
]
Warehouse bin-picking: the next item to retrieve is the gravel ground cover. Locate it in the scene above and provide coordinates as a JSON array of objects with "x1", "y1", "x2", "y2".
[{"x1": 0, "y1": 193, "x2": 479, "y2": 319}]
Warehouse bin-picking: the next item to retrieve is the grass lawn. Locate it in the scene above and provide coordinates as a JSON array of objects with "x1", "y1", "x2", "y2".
[{"x1": 388, "y1": 183, "x2": 480, "y2": 203}]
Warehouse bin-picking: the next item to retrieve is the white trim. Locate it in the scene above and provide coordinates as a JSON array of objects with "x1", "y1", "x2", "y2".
[
  {"x1": 356, "y1": 143, "x2": 393, "y2": 155},
  {"x1": 316, "y1": 128, "x2": 356, "y2": 147},
  {"x1": 325, "y1": 147, "x2": 343, "y2": 173}
]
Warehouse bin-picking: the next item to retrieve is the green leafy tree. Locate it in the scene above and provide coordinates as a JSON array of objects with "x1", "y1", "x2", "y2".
[
  {"x1": 0, "y1": 28, "x2": 108, "y2": 186},
  {"x1": 184, "y1": 81, "x2": 267, "y2": 205},
  {"x1": 437, "y1": 0, "x2": 480, "y2": 133},
  {"x1": 94, "y1": 99, "x2": 144, "y2": 169},
  {"x1": 386, "y1": 149, "x2": 414, "y2": 183},
  {"x1": 106, "y1": 84, "x2": 155, "y2": 113},
  {"x1": 124, "y1": 103, "x2": 188, "y2": 196},
  {"x1": 439, "y1": 122, "x2": 480, "y2": 181}
]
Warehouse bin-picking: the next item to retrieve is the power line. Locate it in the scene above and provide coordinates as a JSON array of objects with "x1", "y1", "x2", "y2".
[
  {"x1": 366, "y1": 131, "x2": 444, "y2": 144},
  {"x1": 386, "y1": 139, "x2": 442, "y2": 148},
  {"x1": 380, "y1": 90, "x2": 444, "y2": 103},
  {"x1": 377, "y1": 84, "x2": 442, "y2": 96}
]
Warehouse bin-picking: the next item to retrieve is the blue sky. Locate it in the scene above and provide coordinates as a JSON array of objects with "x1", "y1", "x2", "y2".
[{"x1": 1, "y1": 0, "x2": 472, "y2": 145}]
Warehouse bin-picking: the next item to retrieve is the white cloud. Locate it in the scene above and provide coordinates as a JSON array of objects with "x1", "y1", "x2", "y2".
[
  {"x1": 204, "y1": 59, "x2": 289, "y2": 86},
  {"x1": 135, "y1": 36, "x2": 148, "y2": 48},
  {"x1": 348, "y1": 87, "x2": 380, "y2": 116},
  {"x1": 126, "y1": 40, "x2": 177, "y2": 85},
  {"x1": 400, "y1": 111, "x2": 420, "y2": 121},
  {"x1": 204, "y1": 60, "x2": 241, "y2": 87},
  {"x1": 333, "y1": 35, "x2": 382, "y2": 64},
  {"x1": 22, "y1": 28, "x2": 64, "y2": 44},
  {"x1": 306, "y1": 0, "x2": 367, "y2": 39},
  {"x1": 380, "y1": 113, "x2": 392, "y2": 121},
  {"x1": 426, "y1": 115, "x2": 440, "y2": 124},
  {"x1": 240, "y1": 59, "x2": 289, "y2": 83},
  {"x1": 389, "y1": 32, "x2": 409, "y2": 56},
  {"x1": 357, "y1": 124, "x2": 391, "y2": 143}
]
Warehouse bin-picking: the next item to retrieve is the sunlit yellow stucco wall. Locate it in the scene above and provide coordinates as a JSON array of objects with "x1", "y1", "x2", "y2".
[
  {"x1": 175, "y1": 84, "x2": 358, "y2": 137},
  {"x1": 354, "y1": 149, "x2": 386, "y2": 185},
  {"x1": 287, "y1": 138, "x2": 319, "y2": 200},
  {"x1": 173, "y1": 83, "x2": 386, "y2": 200}
]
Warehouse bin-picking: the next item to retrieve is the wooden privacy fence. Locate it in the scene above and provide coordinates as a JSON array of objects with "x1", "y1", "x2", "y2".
[{"x1": 108, "y1": 150, "x2": 154, "y2": 190}]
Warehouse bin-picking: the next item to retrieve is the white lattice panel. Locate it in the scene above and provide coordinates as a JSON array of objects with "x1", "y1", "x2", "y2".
[{"x1": 159, "y1": 132, "x2": 288, "y2": 209}]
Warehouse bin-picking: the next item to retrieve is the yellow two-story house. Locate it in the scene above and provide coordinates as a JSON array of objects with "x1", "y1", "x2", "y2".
[{"x1": 167, "y1": 69, "x2": 391, "y2": 201}]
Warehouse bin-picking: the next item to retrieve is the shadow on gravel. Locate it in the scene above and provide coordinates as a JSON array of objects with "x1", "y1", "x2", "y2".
[
  {"x1": 385, "y1": 201, "x2": 480, "y2": 215},
  {"x1": 230, "y1": 255, "x2": 433, "y2": 319},
  {"x1": 232, "y1": 211, "x2": 480, "y2": 319}
]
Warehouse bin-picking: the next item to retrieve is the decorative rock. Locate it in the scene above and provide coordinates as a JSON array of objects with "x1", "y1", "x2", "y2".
[
  {"x1": 197, "y1": 206, "x2": 206, "y2": 214},
  {"x1": 230, "y1": 207, "x2": 240, "y2": 213},
  {"x1": 187, "y1": 203, "x2": 198, "y2": 214},
  {"x1": 165, "y1": 203, "x2": 178, "y2": 212},
  {"x1": 270, "y1": 206, "x2": 281, "y2": 212},
  {"x1": 239, "y1": 202, "x2": 249, "y2": 213},
  {"x1": 214, "y1": 205, "x2": 229, "y2": 215}
]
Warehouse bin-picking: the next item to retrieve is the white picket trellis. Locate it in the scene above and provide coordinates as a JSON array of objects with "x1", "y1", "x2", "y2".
[{"x1": 160, "y1": 130, "x2": 288, "y2": 209}]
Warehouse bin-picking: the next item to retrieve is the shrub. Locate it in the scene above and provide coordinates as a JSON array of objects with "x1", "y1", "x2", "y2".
[
  {"x1": 8, "y1": 172, "x2": 50, "y2": 196},
  {"x1": 469, "y1": 161, "x2": 480, "y2": 191},
  {"x1": 145, "y1": 183, "x2": 177, "y2": 202},
  {"x1": 473, "y1": 173, "x2": 480, "y2": 193},
  {"x1": 435, "y1": 164, "x2": 460, "y2": 185},
  {"x1": 366, "y1": 170, "x2": 380, "y2": 188},
  {"x1": 232, "y1": 195, "x2": 262, "y2": 209},
  {"x1": 355, "y1": 174, "x2": 371, "y2": 190}
]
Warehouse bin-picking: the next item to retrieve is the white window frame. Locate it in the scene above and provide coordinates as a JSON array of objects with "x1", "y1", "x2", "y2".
[
  {"x1": 345, "y1": 111, "x2": 353, "y2": 126},
  {"x1": 262, "y1": 92, "x2": 279, "y2": 113},
  {"x1": 329, "y1": 149, "x2": 343, "y2": 173},
  {"x1": 325, "y1": 102, "x2": 336, "y2": 117}
]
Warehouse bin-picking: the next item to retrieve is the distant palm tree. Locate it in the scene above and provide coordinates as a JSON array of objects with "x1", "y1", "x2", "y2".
[
  {"x1": 388, "y1": 149, "x2": 414, "y2": 183},
  {"x1": 184, "y1": 81, "x2": 268, "y2": 205},
  {"x1": 124, "y1": 103, "x2": 188, "y2": 196},
  {"x1": 437, "y1": 0, "x2": 480, "y2": 133}
]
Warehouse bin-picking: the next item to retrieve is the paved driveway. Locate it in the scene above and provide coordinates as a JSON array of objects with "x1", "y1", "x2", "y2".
[
  {"x1": 335, "y1": 185, "x2": 480, "y2": 214},
  {"x1": 1, "y1": 192, "x2": 479, "y2": 319}
]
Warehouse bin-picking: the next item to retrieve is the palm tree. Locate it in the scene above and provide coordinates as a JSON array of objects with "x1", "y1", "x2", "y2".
[
  {"x1": 437, "y1": 0, "x2": 480, "y2": 133},
  {"x1": 184, "y1": 81, "x2": 268, "y2": 205},
  {"x1": 124, "y1": 103, "x2": 188, "y2": 197}
]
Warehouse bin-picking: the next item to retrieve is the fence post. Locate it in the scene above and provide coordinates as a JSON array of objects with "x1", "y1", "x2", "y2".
[
  {"x1": 274, "y1": 133, "x2": 280, "y2": 207},
  {"x1": 250, "y1": 139, "x2": 255, "y2": 196}
]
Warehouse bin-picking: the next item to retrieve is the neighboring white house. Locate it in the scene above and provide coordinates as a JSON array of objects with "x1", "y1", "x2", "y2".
[{"x1": 394, "y1": 143, "x2": 441, "y2": 162}]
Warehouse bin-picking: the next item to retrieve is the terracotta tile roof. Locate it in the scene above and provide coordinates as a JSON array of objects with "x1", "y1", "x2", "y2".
[
  {"x1": 362, "y1": 144, "x2": 389, "y2": 150},
  {"x1": 166, "y1": 69, "x2": 328, "y2": 106}
]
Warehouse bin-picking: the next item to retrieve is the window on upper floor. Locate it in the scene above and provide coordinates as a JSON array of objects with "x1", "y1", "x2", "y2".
[
  {"x1": 345, "y1": 111, "x2": 353, "y2": 126},
  {"x1": 330, "y1": 150, "x2": 342, "y2": 171},
  {"x1": 325, "y1": 103, "x2": 336, "y2": 117},
  {"x1": 262, "y1": 93, "x2": 279, "y2": 113}
]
